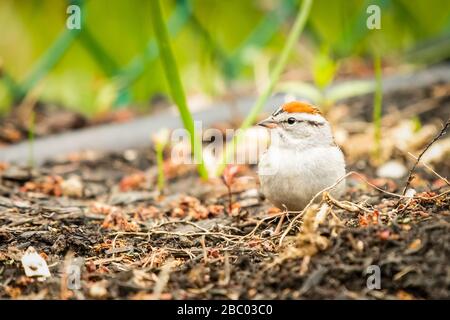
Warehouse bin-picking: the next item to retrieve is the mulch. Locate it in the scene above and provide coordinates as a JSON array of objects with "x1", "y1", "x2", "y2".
[{"x1": 0, "y1": 82, "x2": 449, "y2": 300}]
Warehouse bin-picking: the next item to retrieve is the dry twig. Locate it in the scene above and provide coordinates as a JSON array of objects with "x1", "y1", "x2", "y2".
[
  {"x1": 407, "y1": 152, "x2": 450, "y2": 187},
  {"x1": 401, "y1": 118, "x2": 450, "y2": 195}
]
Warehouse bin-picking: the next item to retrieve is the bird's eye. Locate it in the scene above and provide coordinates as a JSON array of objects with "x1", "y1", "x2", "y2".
[{"x1": 287, "y1": 117, "x2": 296, "y2": 125}]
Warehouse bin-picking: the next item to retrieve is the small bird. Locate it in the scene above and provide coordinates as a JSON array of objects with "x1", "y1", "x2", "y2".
[{"x1": 257, "y1": 101, "x2": 346, "y2": 211}]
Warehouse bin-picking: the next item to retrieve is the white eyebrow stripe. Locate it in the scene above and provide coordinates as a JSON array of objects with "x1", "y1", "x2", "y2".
[{"x1": 294, "y1": 113, "x2": 325, "y2": 123}]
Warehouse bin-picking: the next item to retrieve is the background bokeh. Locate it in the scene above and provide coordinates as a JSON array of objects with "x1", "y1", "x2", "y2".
[{"x1": 0, "y1": 0, "x2": 449, "y2": 116}]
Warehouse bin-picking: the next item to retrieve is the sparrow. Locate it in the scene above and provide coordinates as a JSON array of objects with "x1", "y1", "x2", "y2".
[{"x1": 257, "y1": 101, "x2": 346, "y2": 211}]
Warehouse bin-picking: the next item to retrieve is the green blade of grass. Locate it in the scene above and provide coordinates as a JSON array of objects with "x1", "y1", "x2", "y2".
[
  {"x1": 226, "y1": 0, "x2": 297, "y2": 79},
  {"x1": 150, "y1": 0, "x2": 208, "y2": 179},
  {"x1": 114, "y1": 0, "x2": 193, "y2": 107},
  {"x1": 216, "y1": 0, "x2": 313, "y2": 176},
  {"x1": 19, "y1": 0, "x2": 85, "y2": 100},
  {"x1": 189, "y1": 0, "x2": 296, "y2": 82},
  {"x1": 155, "y1": 143, "x2": 166, "y2": 192},
  {"x1": 78, "y1": 27, "x2": 120, "y2": 77},
  {"x1": 0, "y1": 70, "x2": 22, "y2": 101},
  {"x1": 372, "y1": 53, "x2": 383, "y2": 158},
  {"x1": 335, "y1": 0, "x2": 390, "y2": 56},
  {"x1": 20, "y1": 28, "x2": 80, "y2": 98}
]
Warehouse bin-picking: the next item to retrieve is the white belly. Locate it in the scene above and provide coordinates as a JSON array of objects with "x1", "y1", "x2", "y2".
[{"x1": 258, "y1": 146, "x2": 346, "y2": 211}]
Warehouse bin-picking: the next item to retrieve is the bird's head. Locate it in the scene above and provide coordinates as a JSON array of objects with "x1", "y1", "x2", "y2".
[{"x1": 257, "y1": 101, "x2": 334, "y2": 149}]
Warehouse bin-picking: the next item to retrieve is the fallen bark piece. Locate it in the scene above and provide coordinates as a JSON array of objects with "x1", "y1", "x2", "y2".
[
  {"x1": 105, "y1": 246, "x2": 134, "y2": 255},
  {"x1": 21, "y1": 246, "x2": 51, "y2": 281}
]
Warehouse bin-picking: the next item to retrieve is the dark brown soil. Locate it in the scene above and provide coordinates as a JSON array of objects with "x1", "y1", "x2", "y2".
[{"x1": 0, "y1": 81, "x2": 449, "y2": 300}]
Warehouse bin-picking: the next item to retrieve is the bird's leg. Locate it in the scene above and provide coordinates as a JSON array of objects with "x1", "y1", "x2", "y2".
[{"x1": 274, "y1": 205, "x2": 288, "y2": 235}]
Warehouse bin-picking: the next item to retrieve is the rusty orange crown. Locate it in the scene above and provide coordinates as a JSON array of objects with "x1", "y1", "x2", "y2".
[{"x1": 281, "y1": 101, "x2": 321, "y2": 115}]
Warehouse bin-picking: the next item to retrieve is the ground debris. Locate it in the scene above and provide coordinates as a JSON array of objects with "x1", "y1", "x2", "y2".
[{"x1": 1, "y1": 85, "x2": 449, "y2": 299}]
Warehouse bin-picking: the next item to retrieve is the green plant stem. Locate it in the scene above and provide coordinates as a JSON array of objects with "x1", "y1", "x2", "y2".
[
  {"x1": 155, "y1": 143, "x2": 165, "y2": 192},
  {"x1": 372, "y1": 53, "x2": 383, "y2": 158},
  {"x1": 226, "y1": 0, "x2": 296, "y2": 80},
  {"x1": 114, "y1": 0, "x2": 192, "y2": 107},
  {"x1": 0, "y1": 70, "x2": 21, "y2": 101},
  {"x1": 79, "y1": 27, "x2": 119, "y2": 77},
  {"x1": 19, "y1": 0, "x2": 84, "y2": 101},
  {"x1": 20, "y1": 29, "x2": 80, "y2": 98},
  {"x1": 216, "y1": 0, "x2": 313, "y2": 176},
  {"x1": 150, "y1": 0, "x2": 208, "y2": 179}
]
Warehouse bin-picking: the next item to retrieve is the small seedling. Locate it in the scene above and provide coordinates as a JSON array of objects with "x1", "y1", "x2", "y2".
[
  {"x1": 372, "y1": 53, "x2": 383, "y2": 160},
  {"x1": 152, "y1": 128, "x2": 171, "y2": 193},
  {"x1": 221, "y1": 164, "x2": 240, "y2": 215}
]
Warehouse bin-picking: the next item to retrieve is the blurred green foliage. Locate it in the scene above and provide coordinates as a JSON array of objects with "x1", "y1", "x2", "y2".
[{"x1": 0, "y1": 0, "x2": 449, "y2": 116}]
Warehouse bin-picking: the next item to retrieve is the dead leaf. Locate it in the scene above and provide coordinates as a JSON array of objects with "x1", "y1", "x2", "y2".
[
  {"x1": 102, "y1": 208, "x2": 139, "y2": 232},
  {"x1": 5, "y1": 286, "x2": 21, "y2": 298},
  {"x1": 134, "y1": 206, "x2": 161, "y2": 221},
  {"x1": 21, "y1": 175, "x2": 63, "y2": 196},
  {"x1": 407, "y1": 238, "x2": 422, "y2": 252},
  {"x1": 119, "y1": 172, "x2": 146, "y2": 192},
  {"x1": 396, "y1": 290, "x2": 415, "y2": 300}
]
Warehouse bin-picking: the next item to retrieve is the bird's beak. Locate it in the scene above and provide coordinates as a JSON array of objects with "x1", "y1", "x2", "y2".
[{"x1": 257, "y1": 118, "x2": 278, "y2": 129}]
